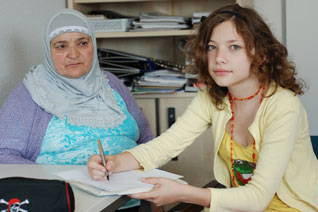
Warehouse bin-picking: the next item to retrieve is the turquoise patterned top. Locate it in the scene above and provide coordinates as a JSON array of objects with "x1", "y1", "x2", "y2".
[
  {"x1": 36, "y1": 90, "x2": 141, "y2": 209},
  {"x1": 36, "y1": 90, "x2": 139, "y2": 164}
]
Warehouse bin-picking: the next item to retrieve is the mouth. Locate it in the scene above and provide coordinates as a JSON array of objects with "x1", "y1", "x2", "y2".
[
  {"x1": 66, "y1": 63, "x2": 82, "y2": 68},
  {"x1": 213, "y1": 69, "x2": 231, "y2": 76}
]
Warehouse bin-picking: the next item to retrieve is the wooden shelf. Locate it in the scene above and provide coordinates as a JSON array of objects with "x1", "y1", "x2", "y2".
[
  {"x1": 75, "y1": 0, "x2": 164, "y2": 3},
  {"x1": 133, "y1": 92, "x2": 197, "y2": 99},
  {"x1": 95, "y1": 29, "x2": 196, "y2": 38}
]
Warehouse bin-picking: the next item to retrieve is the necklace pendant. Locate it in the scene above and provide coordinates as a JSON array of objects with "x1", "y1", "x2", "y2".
[{"x1": 233, "y1": 159, "x2": 256, "y2": 186}]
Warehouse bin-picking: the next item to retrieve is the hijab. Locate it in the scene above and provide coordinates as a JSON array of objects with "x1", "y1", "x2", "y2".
[{"x1": 23, "y1": 9, "x2": 126, "y2": 129}]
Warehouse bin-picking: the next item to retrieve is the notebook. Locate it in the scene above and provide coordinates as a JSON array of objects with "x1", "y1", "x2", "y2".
[{"x1": 56, "y1": 167, "x2": 183, "y2": 196}]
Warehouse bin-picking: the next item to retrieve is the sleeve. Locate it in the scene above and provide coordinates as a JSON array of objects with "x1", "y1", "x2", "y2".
[
  {"x1": 105, "y1": 71, "x2": 155, "y2": 144},
  {"x1": 0, "y1": 84, "x2": 39, "y2": 164},
  {"x1": 127, "y1": 91, "x2": 212, "y2": 170},
  {"x1": 209, "y1": 91, "x2": 304, "y2": 212}
]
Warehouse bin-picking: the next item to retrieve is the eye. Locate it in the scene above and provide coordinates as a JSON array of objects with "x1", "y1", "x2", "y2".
[
  {"x1": 79, "y1": 41, "x2": 88, "y2": 46},
  {"x1": 230, "y1": 45, "x2": 241, "y2": 50},
  {"x1": 55, "y1": 44, "x2": 66, "y2": 49},
  {"x1": 207, "y1": 44, "x2": 216, "y2": 51}
]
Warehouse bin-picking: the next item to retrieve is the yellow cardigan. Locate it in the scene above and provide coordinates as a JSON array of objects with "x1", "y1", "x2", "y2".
[{"x1": 128, "y1": 83, "x2": 318, "y2": 212}]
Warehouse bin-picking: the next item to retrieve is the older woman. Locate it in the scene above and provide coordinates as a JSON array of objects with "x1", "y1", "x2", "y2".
[{"x1": 0, "y1": 9, "x2": 154, "y2": 211}]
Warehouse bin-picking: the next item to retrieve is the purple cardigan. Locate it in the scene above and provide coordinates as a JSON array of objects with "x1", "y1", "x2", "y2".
[{"x1": 0, "y1": 71, "x2": 154, "y2": 164}]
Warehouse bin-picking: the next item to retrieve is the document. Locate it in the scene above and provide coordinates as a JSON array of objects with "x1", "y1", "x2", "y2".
[{"x1": 56, "y1": 167, "x2": 183, "y2": 196}]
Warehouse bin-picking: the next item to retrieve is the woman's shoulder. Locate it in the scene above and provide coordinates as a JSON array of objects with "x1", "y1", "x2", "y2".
[
  {"x1": 5, "y1": 83, "x2": 32, "y2": 104},
  {"x1": 102, "y1": 70, "x2": 117, "y2": 80},
  {"x1": 2, "y1": 83, "x2": 42, "y2": 112},
  {"x1": 101, "y1": 71, "x2": 125, "y2": 91}
]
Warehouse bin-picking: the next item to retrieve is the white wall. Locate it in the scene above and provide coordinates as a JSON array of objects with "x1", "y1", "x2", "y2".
[
  {"x1": 0, "y1": 0, "x2": 65, "y2": 107},
  {"x1": 254, "y1": 0, "x2": 284, "y2": 43},
  {"x1": 286, "y1": 0, "x2": 318, "y2": 135},
  {"x1": 254, "y1": 0, "x2": 317, "y2": 135}
]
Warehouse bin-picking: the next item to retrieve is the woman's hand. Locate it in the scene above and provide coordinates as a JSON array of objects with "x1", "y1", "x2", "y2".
[
  {"x1": 87, "y1": 154, "x2": 116, "y2": 180},
  {"x1": 87, "y1": 152, "x2": 141, "y2": 180},
  {"x1": 130, "y1": 177, "x2": 211, "y2": 207}
]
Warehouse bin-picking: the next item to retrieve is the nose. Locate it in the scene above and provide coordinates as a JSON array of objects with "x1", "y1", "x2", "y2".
[
  {"x1": 215, "y1": 48, "x2": 227, "y2": 64},
  {"x1": 67, "y1": 46, "x2": 80, "y2": 59}
]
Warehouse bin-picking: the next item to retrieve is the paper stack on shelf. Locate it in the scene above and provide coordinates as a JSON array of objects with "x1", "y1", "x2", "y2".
[
  {"x1": 133, "y1": 70, "x2": 187, "y2": 94},
  {"x1": 192, "y1": 11, "x2": 211, "y2": 25},
  {"x1": 130, "y1": 12, "x2": 191, "y2": 31},
  {"x1": 184, "y1": 73, "x2": 199, "y2": 92}
]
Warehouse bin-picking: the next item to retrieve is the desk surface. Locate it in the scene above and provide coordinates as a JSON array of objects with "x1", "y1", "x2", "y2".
[{"x1": 0, "y1": 164, "x2": 128, "y2": 212}]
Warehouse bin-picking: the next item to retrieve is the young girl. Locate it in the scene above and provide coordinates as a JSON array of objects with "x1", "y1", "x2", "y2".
[{"x1": 87, "y1": 4, "x2": 318, "y2": 212}]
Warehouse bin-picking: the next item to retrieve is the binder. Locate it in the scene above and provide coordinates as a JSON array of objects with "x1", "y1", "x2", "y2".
[{"x1": 97, "y1": 48, "x2": 185, "y2": 77}]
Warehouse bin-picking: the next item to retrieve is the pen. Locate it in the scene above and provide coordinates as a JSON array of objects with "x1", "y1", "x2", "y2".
[{"x1": 97, "y1": 139, "x2": 109, "y2": 181}]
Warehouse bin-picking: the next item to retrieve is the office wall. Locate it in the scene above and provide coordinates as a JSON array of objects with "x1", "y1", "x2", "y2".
[
  {"x1": 0, "y1": 0, "x2": 66, "y2": 107},
  {"x1": 254, "y1": 0, "x2": 283, "y2": 43},
  {"x1": 286, "y1": 0, "x2": 318, "y2": 135},
  {"x1": 253, "y1": 0, "x2": 318, "y2": 135}
]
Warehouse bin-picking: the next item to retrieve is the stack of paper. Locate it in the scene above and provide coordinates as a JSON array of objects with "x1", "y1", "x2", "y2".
[
  {"x1": 192, "y1": 11, "x2": 211, "y2": 25},
  {"x1": 133, "y1": 70, "x2": 187, "y2": 94},
  {"x1": 56, "y1": 167, "x2": 183, "y2": 196},
  {"x1": 184, "y1": 73, "x2": 200, "y2": 92},
  {"x1": 130, "y1": 12, "x2": 191, "y2": 31}
]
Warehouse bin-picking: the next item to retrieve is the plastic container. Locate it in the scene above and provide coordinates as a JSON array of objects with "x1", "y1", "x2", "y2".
[{"x1": 89, "y1": 19, "x2": 133, "y2": 32}]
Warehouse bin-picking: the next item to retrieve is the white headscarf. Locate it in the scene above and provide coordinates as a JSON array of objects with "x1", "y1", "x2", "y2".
[{"x1": 23, "y1": 9, "x2": 126, "y2": 129}]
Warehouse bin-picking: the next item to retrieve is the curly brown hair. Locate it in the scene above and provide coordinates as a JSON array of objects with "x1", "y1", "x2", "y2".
[{"x1": 185, "y1": 4, "x2": 305, "y2": 109}]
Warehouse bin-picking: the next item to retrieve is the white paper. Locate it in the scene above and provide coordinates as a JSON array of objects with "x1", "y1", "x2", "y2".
[{"x1": 55, "y1": 167, "x2": 183, "y2": 196}]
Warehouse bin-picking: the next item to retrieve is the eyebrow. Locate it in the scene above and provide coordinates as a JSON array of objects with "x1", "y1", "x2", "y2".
[
  {"x1": 52, "y1": 36, "x2": 90, "y2": 46},
  {"x1": 208, "y1": 39, "x2": 244, "y2": 44}
]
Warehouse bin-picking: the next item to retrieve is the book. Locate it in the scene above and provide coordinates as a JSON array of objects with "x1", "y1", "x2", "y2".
[
  {"x1": 56, "y1": 167, "x2": 183, "y2": 196},
  {"x1": 145, "y1": 69, "x2": 185, "y2": 78},
  {"x1": 143, "y1": 76, "x2": 187, "y2": 85}
]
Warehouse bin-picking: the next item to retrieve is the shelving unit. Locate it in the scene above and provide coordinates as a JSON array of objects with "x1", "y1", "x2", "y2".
[{"x1": 67, "y1": 0, "x2": 253, "y2": 64}]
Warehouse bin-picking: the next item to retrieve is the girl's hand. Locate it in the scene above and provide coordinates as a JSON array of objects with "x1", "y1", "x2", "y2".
[{"x1": 129, "y1": 177, "x2": 187, "y2": 206}]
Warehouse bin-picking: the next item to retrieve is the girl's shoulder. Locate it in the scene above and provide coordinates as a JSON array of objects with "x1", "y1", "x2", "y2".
[
  {"x1": 195, "y1": 87, "x2": 222, "y2": 113},
  {"x1": 265, "y1": 84, "x2": 303, "y2": 111}
]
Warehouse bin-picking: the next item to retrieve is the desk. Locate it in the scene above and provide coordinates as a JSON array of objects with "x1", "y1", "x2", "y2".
[{"x1": 0, "y1": 164, "x2": 130, "y2": 212}]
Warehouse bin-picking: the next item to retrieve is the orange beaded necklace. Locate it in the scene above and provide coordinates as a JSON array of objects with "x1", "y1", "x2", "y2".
[{"x1": 228, "y1": 86, "x2": 265, "y2": 186}]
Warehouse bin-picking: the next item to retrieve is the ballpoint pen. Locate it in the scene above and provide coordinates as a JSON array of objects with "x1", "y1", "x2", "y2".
[{"x1": 97, "y1": 139, "x2": 109, "y2": 181}]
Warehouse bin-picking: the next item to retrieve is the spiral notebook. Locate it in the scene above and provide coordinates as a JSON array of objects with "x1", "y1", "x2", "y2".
[{"x1": 56, "y1": 167, "x2": 183, "y2": 196}]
